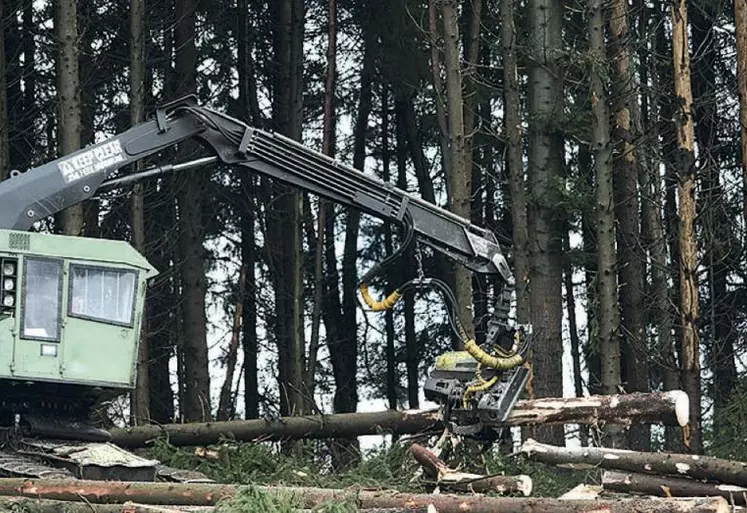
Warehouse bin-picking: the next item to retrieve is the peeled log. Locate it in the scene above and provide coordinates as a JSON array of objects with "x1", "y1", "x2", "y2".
[
  {"x1": 110, "y1": 390, "x2": 689, "y2": 448},
  {"x1": 521, "y1": 439, "x2": 747, "y2": 487},
  {"x1": 409, "y1": 443, "x2": 532, "y2": 495},
  {"x1": 603, "y1": 471, "x2": 747, "y2": 506},
  {"x1": 0, "y1": 478, "x2": 732, "y2": 512}
]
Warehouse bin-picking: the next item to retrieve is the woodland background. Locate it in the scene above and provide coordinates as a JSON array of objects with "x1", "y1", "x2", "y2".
[{"x1": 0, "y1": 0, "x2": 745, "y2": 467}]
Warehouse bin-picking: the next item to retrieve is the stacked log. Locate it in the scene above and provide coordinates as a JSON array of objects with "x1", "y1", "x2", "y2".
[{"x1": 0, "y1": 478, "x2": 731, "y2": 513}]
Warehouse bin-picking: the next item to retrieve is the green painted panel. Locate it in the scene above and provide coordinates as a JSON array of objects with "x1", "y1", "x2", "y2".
[
  {"x1": 0, "y1": 316, "x2": 15, "y2": 377},
  {"x1": 61, "y1": 318, "x2": 136, "y2": 386}
]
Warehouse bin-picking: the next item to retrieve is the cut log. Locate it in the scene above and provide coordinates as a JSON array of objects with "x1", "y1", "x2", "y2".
[
  {"x1": 0, "y1": 497, "x2": 214, "y2": 512},
  {"x1": 0, "y1": 478, "x2": 732, "y2": 512},
  {"x1": 409, "y1": 443, "x2": 532, "y2": 495},
  {"x1": 520, "y1": 439, "x2": 747, "y2": 487},
  {"x1": 603, "y1": 470, "x2": 747, "y2": 506},
  {"x1": 109, "y1": 390, "x2": 689, "y2": 448}
]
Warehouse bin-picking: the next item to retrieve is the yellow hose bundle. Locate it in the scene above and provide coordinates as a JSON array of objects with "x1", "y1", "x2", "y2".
[
  {"x1": 360, "y1": 283, "x2": 402, "y2": 311},
  {"x1": 463, "y1": 339, "x2": 524, "y2": 370}
]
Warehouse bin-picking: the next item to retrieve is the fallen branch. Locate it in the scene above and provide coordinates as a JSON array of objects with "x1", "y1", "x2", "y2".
[
  {"x1": 603, "y1": 470, "x2": 747, "y2": 506},
  {"x1": 409, "y1": 443, "x2": 532, "y2": 495},
  {"x1": 0, "y1": 478, "x2": 732, "y2": 512},
  {"x1": 110, "y1": 390, "x2": 689, "y2": 448},
  {"x1": 520, "y1": 439, "x2": 747, "y2": 487}
]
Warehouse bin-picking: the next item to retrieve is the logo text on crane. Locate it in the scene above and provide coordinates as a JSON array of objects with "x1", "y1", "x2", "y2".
[{"x1": 58, "y1": 140, "x2": 126, "y2": 183}]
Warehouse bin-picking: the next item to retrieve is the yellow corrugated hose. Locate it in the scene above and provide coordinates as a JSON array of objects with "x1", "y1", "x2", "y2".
[{"x1": 360, "y1": 283, "x2": 402, "y2": 311}]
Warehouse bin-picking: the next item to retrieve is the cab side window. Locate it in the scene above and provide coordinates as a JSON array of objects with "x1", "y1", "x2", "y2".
[
  {"x1": 69, "y1": 265, "x2": 137, "y2": 326},
  {"x1": 22, "y1": 258, "x2": 63, "y2": 341}
]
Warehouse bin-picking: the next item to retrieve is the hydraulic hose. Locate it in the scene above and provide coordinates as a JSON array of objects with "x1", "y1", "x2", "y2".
[{"x1": 360, "y1": 283, "x2": 402, "y2": 311}]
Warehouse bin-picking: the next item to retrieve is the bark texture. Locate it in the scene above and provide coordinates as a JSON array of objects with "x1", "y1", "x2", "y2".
[
  {"x1": 526, "y1": 0, "x2": 565, "y2": 444},
  {"x1": 174, "y1": 0, "x2": 211, "y2": 422},
  {"x1": 520, "y1": 439, "x2": 747, "y2": 488},
  {"x1": 129, "y1": 0, "x2": 148, "y2": 425},
  {"x1": 737, "y1": 0, "x2": 747, "y2": 225},
  {"x1": 671, "y1": 0, "x2": 701, "y2": 452},
  {"x1": 609, "y1": 0, "x2": 650, "y2": 451},
  {"x1": 501, "y1": 0, "x2": 529, "y2": 323},
  {"x1": 267, "y1": 0, "x2": 305, "y2": 417},
  {"x1": 109, "y1": 391, "x2": 689, "y2": 448},
  {"x1": 54, "y1": 0, "x2": 84, "y2": 235},
  {"x1": 588, "y1": 0, "x2": 623, "y2": 448},
  {"x1": 440, "y1": 0, "x2": 474, "y2": 343},
  {"x1": 0, "y1": 479, "x2": 730, "y2": 512},
  {"x1": 603, "y1": 470, "x2": 747, "y2": 505}
]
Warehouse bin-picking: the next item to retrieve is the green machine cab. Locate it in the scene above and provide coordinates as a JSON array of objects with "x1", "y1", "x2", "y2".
[{"x1": 0, "y1": 229, "x2": 156, "y2": 421}]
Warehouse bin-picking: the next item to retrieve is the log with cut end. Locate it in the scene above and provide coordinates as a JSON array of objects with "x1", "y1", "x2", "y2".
[
  {"x1": 409, "y1": 443, "x2": 532, "y2": 495},
  {"x1": 109, "y1": 390, "x2": 689, "y2": 448},
  {"x1": 0, "y1": 497, "x2": 215, "y2": 512},
  {"x1": 520, "y1": 439, "x2": 747, "y2": 487},
  {"x1": 603, "y1": 470, "x2": 747, "y2": 505},
  {"x1": 0, "y1": 478, "x2": 733, "y2": 512}
]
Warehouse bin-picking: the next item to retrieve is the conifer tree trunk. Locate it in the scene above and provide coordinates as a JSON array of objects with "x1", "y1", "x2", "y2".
[
  {"x1": 54, "y1": 0, "x2": 84, "y2": 235},
  {"x1": 237, "y1": 0, "x2": 260, "y2": 420},
  {"x1": 440, "y1": 0, "x2": 474, "y2": 345},
  {"x1": 670, "y1": 0, "x2": 701, "y2": 453},
  {"x1": 174, "y1": 0, "x2": 211, "y2": 422},
  {"x1": 589, "y1": 0, "x2": 623, "y2": 448},
  {"x1": 130, "y1": 0, "x2": 149, "y2": 424},
  {"x1": 501, "y1": 0, "x2": 529, "y2": 323},
  {"x1": 526, "y1": 0, "x2": 565, "y2": 444},
  {"x1": 267, "y1": 0, "x2": 305, "y2": 418},
  {"x1": 736, "y1": 0, "x2": 747, "y2": 226},
  {"x1": 0, "y1": 0, "x2": 8, "y2": 181}
]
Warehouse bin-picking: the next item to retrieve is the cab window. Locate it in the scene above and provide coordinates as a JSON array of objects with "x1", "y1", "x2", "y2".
[
  {"x1": 69, "y1": 265, "x2": 137, "y2": 326},
  {"x1": 22, "y1": 258, "x2": 63, "y2": 341}
]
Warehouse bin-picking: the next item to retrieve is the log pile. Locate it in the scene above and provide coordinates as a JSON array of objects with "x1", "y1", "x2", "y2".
[
  {"x1": 0, "y1": 478, "x2": 731, "y2": 512},
  {"x1": 4, "y1": 389, "x2": 740, "y2": 512},
  {"x1": 520, "y1": 438, "x2": 747, "y2": 507}
]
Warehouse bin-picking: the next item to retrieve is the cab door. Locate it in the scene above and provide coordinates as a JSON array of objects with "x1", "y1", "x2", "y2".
[{"x1": 13, "y1": 257, "x2": 64, "y2": 379}]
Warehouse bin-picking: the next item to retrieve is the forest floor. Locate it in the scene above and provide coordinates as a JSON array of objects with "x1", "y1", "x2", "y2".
[{"x1": 146, "y1": 437, "x2": 587, "y2": 512}]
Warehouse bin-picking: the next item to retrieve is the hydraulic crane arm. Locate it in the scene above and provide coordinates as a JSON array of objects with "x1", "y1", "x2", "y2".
[
  {"x1": 0, "y1": 95, "x2": 530, "y2": 436},
  {"x1": 0, "y1": 95, "x2": 512, "y2": 282}
]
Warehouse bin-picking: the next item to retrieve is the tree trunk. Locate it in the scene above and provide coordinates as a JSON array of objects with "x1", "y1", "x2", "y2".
[
  {"x1": 0, "y1": 479, "x2": 730, "y2": 512},
  {"x1": 603, "y1": 471, "x2": 747, "y2": 505},
  {"x1": 526, "y1": 0, "x2": 565, "y2": 445},
  {"x1": 609, "y1": 0, "x2": 650, "y2": 452},
  {"x1": 129, "y1": 0, "x2": 148, "y2": 425},
  {"x1": 306, "y1": 0, "x2": 337, "y2": 413},
  {"x1": 216, "y1": 267, "x2": 247, "y2": 421},
  {"x1": 0, "y1": 497, "x2": 214, "y2": 513},
  {"x1": 670, "y1": 0, "x2": 701, "y2": 453},
  {"x1": 329, "y1": 15, "x2": 376, "y2": 466},
  {"x1": 109, "y1": 390, "x2": 690, "y2": 447},
  {"x1": 174, "y1": 0, "x2": 211, "y2": 423},
  {"x1": 237, "y1": 0, "x2": 260, "y2": 421},
  {"x1": 501, "y1": 0, "x2": 529, "y2": 324},
  {"x1": 0, "y1": 0, "x2": 8, "y2": 180},
  {"x1": 267, "y1": 0, "x2": 305, "y2": 418},
  {"x1": 54, "y1": 0, "x2": 84, "y2": 235},
  {"x1": 395, "y1": 102, "x2": 420, "y2": 410},
  {"x1": 440, "y1": 0, "x2": 474, "y2": 345},
  {"x1": 382, "y1": 84, "x2": 398, "y2": 411},
  {"x1": 588, "y1": 0, "x2": 624, "y2": 448},
  {"x1": 736, "y1": 0, "x2": 747, "y2": 226}
]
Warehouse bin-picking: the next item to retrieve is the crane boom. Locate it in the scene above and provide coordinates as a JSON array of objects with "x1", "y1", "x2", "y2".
[{"x1": 0, "y1": 95, "x2": 530, "y2": 437}]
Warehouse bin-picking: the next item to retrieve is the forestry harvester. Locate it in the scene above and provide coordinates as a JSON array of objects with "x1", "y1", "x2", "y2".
[{"x1": 0, "y1": 95, "x2": 531, "y2": 481}]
